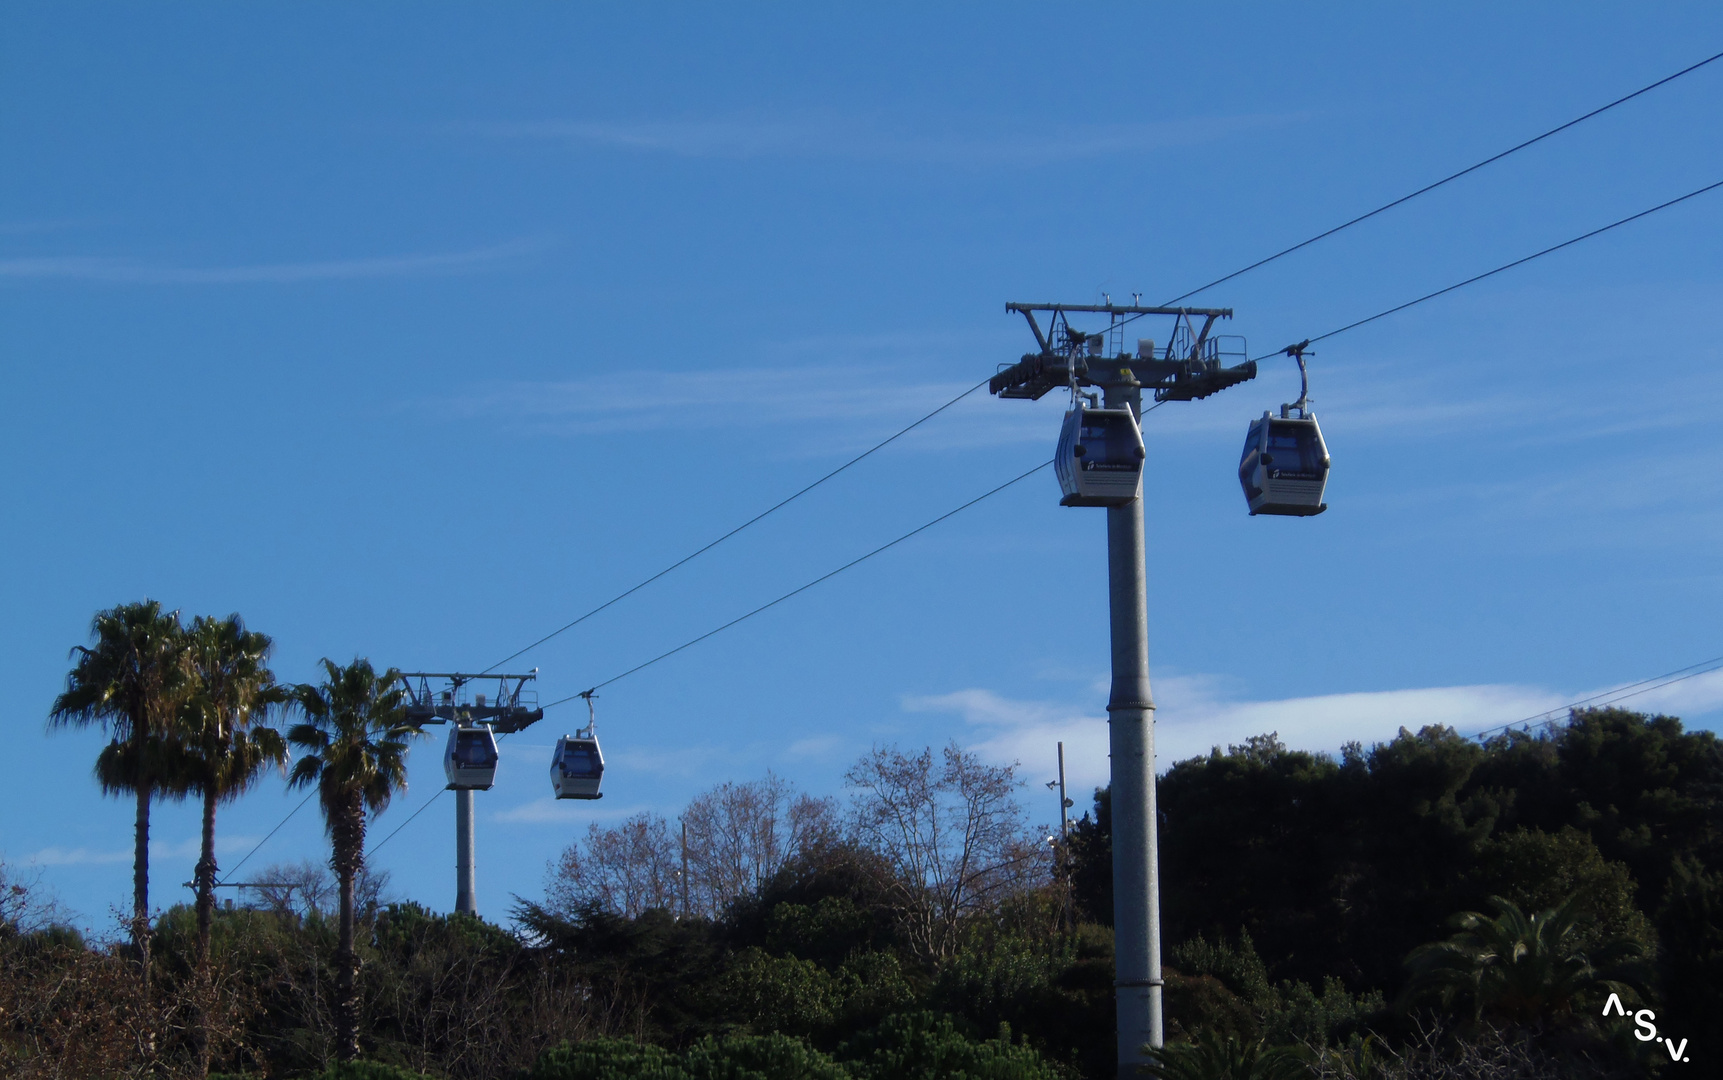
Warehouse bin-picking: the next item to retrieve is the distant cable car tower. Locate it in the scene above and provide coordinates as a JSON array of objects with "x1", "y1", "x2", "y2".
[{"x1": 397, "y1": 671, "x2": 544, "y2": 916}]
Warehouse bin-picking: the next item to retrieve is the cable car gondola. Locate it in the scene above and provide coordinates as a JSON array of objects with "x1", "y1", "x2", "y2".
[
  {"x1": 550, "y1": 692, "x2": 604, "y2": 800},
  {"x1": 444, "y1": 723, "x2": 499, "y2": 790},
  {"x1": 551, "y1": 734, "x2": 604, "y2": 799},
  {"x1": 1239, "y1": 343, "x2": 1329, "y2": 517},
  {"x1": 1055, "y1": 402, "x2": 1146, "y2": 507}
]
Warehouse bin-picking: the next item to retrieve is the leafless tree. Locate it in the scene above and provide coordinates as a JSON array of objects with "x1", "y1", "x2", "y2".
[
  {"x1": 0, "y1": 862, "x2": 67, "y2": 936},
  {"x1": 681, "y1": 773, "x2": 839, "y2": 918},
  {"x1": 546, "y1": 775, "x2": 840, "y2": 921},
  {"x1": 844, "y1": 742, "x2": 1038, "y2": 960},
  {"x1": 1306, "y1": 1016, "x2": 1626, "y2": 1080},
  {"x1": 0, "y1": 907, "x2": 255, "y2": 1080},
  {"x1": 242, "y1": 860, "x2": 390, "y2": 920},
  {"x1": 546, "y1": 813, "x2": 679, "y2": 918}
]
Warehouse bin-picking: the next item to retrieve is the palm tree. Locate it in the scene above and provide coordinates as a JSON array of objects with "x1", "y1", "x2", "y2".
[
  {"x1": 179, "y1": 613, "x2": 288, "y2": 1078},
  {"x1": 286, "y1": 658, "x2": 419, "y2": 1061},
  {"x1": 1402, "y1": 894, "x2": 1652, "y2": 1027},
  {"x1": 47, "y1": 600, "x2": 190, "y2": 981}
]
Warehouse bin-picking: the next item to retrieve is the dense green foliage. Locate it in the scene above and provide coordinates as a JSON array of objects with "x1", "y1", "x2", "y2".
[
  {"x1": 1137, "y1": 1031, "x2": 1310, "y2": 1080},
  {"x1": 8, "y1": 706, "x2": 1717, "y2": 1078},
  {"x1": 305, "y1": 1065, "x2": 441, "y2": 1080},
  {"x1": 522, "y1": 1018, "x2": 1062, "y2": 1080},
  {"x1": 1400, "y1": 894, "x2": 1651, "y2": 1024},
  {"x1": 1073, "y1": 707, "x2": 1722, "y2": 1068}
]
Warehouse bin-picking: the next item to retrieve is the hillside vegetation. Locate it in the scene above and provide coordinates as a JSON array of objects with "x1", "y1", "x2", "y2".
[{"x1": 4, "y1": 707, "x2": 1718, "y2": 1079}]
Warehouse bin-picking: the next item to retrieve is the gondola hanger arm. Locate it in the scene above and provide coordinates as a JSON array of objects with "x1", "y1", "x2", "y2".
[
  {"x1": 579, "y1": 689, "x2": 598, "y2": 737},
  {"x1": 1282, "y1": 340, "x2": 1314, "y2": 418}
]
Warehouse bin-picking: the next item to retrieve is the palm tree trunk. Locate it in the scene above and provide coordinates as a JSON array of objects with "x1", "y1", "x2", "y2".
[
  {"x1": 133, "y1": 780, "x2": 152, "y2": 986},
  {"x1": 193, "y1": 783, "x2": 219, "y2": 1078},
  {"x1": 331, "y1": 790, "x2": 366, "y2": 1061}
]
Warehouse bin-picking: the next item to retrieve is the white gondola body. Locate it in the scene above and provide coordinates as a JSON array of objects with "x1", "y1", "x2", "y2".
[
  {"x1": 1239, "y1": 412, "x2": 1329, "y2": 516},
  {"x1": 550, "y1": 734, "x2": 604, "y2": 800},
  {"x1": 444, "y1": 725, "x2": 499, "y2": 790},
  {"x1": 1054, "y1": 406, "x2": 1145, "y2": 507}
]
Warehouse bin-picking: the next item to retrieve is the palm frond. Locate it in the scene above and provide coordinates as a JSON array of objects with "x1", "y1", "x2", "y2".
[
  {"x1": 1138, "y1": 1032, "x2": 1310, "y2": 1080},
  {"x1": 285, "y1": 657, "x2": 423, "y2": 827},
  {"x1": 1402, "y1": 893, "x2": 1654, "y2": 1025}
]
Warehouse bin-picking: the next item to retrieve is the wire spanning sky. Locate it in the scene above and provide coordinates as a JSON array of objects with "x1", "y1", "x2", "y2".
[{"x1": 4, "y1": 4, "x2": 1722, "y2": 926}]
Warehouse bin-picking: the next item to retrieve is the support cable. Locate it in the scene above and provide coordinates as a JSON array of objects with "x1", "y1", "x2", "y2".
[
  {"x1": 233, "y1": 730, "x2": 514, "y2": 870},
  {"x1": 229, "y1": 174, "x2": 1723, "y2": 867},
  {"x1": 482, "y1": 50, "x2": 1723, "y2": 679},
  {"x1": 1159, "y1": 48, "x2": 1723, "y2": 308},
  {"x1": 1252, "y1": 176, "x2": 1723, "y2": 362},
  {"x1": 370, "y1": 788, "x2": 447, "y2": 855},
  {"x1": 545, "y1": 459, "x2": 1054, "y2": 706},
  {"x1": 373, "y1": 648, "x2": 1723, "y2": 851},
  {"x1": 371, "y1": 730, "x2": 517, "y2": 856},
  {"x1": 360, "y1": 463, "x2": 1051, "y2": 851},
  {"x1": 530, "y1": 172, "x2": 1722, "y2": 711},
  {"x1": 243, "y1": 55, "x2": 1723, "y2": 863},
  {"x1": 234, "y1": 391, "x2": 1000, "y2": 868},
  {"x1": 1467, "y1": 653, "x2": 1723, "y2": 742},
  {"x1": 218, "y1": 788, "x2": 317, "y2": 884},
  {"x1": 480, "y1": 377, "x2": 991, "y2": 674}
]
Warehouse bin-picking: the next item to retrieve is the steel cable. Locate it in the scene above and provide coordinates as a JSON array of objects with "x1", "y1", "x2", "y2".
[{"x1": 480, "y1": 378, "x2": 991, "y2": 674}]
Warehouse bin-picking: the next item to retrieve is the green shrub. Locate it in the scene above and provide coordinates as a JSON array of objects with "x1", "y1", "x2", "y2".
[
  {"x1": 684, "y1": 1032, "x2": 853, "y2": 1079},
  {"x1": 835, "y1": 951, "x2": 915, "y2": 1027},
  {"x1": 764, "y1": 898, "x2": 876, "y2": 969},
  {"x1": 1259, "y1": 975, "x2": 1383, "y2": 1046},
  {"x1": 838, "y1": 1012, "x2": 1061, "y2": 1080},
  {"x1": 1164, "y1": 971, "x2": 1256, "y2": 1044},
  {"x1": 1169, "y1": 931, "x2": 1383, "y2": 1046},
  {"x1": 1170, "y1": 932, "x2": 1273, "y2": 1005},
  {"x1": 527, "y1": 1035, "x2": 853, "y2": 1080},
  {"x1": 303, "y1": 1063, "x2": 440, "y2": 1080},
  {"x1": 721, "y1": 947, "x2": 840, "y2": 1034},
  {"x1": 1138, "y1": 1032, "x2": 1309, "y2": 1080},
  {"x1": 526, "y1": 1038, "x2": 689, "y2": 1080}
]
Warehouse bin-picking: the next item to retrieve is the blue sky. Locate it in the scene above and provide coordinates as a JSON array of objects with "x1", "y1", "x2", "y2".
[{"x1": 5, "y1": 4, "x2": 1723, "y2": 927}]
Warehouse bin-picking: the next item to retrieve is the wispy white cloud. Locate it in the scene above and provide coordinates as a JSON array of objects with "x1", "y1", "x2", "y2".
[
  {"x1": 467, "y1": 112, "x2": 1306, "y2": 165},
  {"x1": 0, "y1": 238, "x2": 547, "y2": 285},
  {"x1": 20, "y1": 833, "x2": 263, "y2": 867},
  {"x1": 0, "y1": 218, "x2": 96, "y2": 236},
  {"x1": 444, "y1": 368, "x2": 966, "y2": 426},
  {"x1": 498, "y1": 741, "x2": 555, "y2": 765},
  {"x1": 782, "y1": 734, "x2": 849, "y2": 761},
  {"x1": 26, "y1": 846, "x2": 132, "y2": 867},
  {"x1": 151, "y1": 838, "x2": 206, "y2": 860},
  {"x1": 426, "y1": 365, "x2": 1061, "y2": 451},
  {"x1": 1578, "y1": 667, "x2": 1723, "y2": 722},
  {"x1": 603, "y1": 744, "x2": 736, "y2": 779},
  {"x1": 491, "y1": 798, "x2": 656, "y2": 825},
  {"x1": 909, "y1": 668, "x2": 1723, "y2": 797},
  {"x1": 1145, "y1": 351, "x2": 1723, "y2": 447},
  {"x1": 1311, "y1": 357, "x2": 1723, "y2": 446}
]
